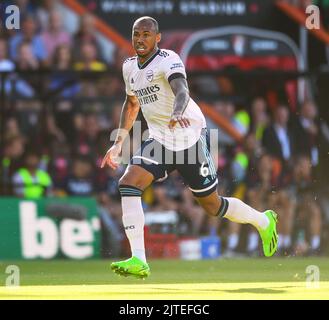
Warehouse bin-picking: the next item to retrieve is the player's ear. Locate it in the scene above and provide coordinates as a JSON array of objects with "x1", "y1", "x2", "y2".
[{"x1": 156, "y1": 33, "x2": 161, "y2": 44}]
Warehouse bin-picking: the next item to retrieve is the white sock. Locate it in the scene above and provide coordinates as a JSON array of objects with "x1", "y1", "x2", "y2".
[
  {"x1": 311, "y1": 236, "x2": 320, "y2": 250},
  {"x1": 247, "y1": 232, "x2": 259, "y2": 252},
  {"x1": 121, "y1": 196, "x2": 146, "y2": 262},
  {"x1": 227, "y1": 233, "x2": 239, "y2": 250},
  {"x1": 222, "y1": 197, "x2": 270, "y2": 230}
]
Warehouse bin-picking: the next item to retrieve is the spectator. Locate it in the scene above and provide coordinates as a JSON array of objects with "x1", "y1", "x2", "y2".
[
  {"x1": 41, "y1": 10, "x2": 71, "y2": 62},
  {"x1": 15, "y1": 41, "x2": 39, "y2": 70},
  {"x1": 48, "y1": 140, "x2": 71, "y2": 191},
  {"x1": 250, "y1": 97, "x2": 270, "y2": 141},
  {"x1": 41, "y1": 113, "x2": 66, "y2": 152},
  {"x1": 291, "y1": 156, "x2": 322, "y2": 255},
  {"x1": 243, "y1": 149, "x2": 297, "y2": 256},
  {"x1": 231, "y1": 133, "x2": 263, "y2": 184},
  {"x1": 98, "y1": 195, "x2": 124, "y2": 258},
  {"x1": 1, "y1": 135, "x2": 25, "y2": 194},
  {"x1": 49, "y1": 44, "x2": 80, "y2": 98},
  {"x1": 268, "y1": 187, "x2": 297, "y2": 256},
  {"x1": 207, "y1": 100, "x2": 237, "y2": 146},
  {"x1": 4, "y1": 117, "x2": 21, "y2": 140},
  {"x1": 36, "y1": 0, "x2": 66, "y2": 31},
  {"x1": 74, "y1": 42, "x2": 106, "y2": 71},
  {"x1": 12, "y1": 41, "x2": 39, "y2": 98},
  {"x1": 73, "y1": 13, "x2": 102, "y2": 61},
  {"x1": 244, "y1": 153, "x2": 275, "y2": 256},
  {"x1": 55, "y1": 155, "x2": 96, "y2": 196},
  {"x1": 262, "y1": 103, "x2": 295, "y2": 164},
  {"x1": 52, "y1": 44, "x2": 73, "y2": 70},
  {"x1": 293, "y1": 100, "x2": 319, "y2": 166},
  {"x1": 179, "y1": 188, "x2": 205, "y2": 236},
  {"x1": 97, "y1": 166, "x2": 126, "y2": 258},
  {"x1": 9, "y1": 15, "x2": 47, "y2": 63},
  {"x1": 47, "y1": 44, "x2": 78, "y2": 146},
  {"x1": 12, "y1": 149, "x2": 52, "y2": 198},
  {"x1": 225, "y1": 133, "x2": 263, "y2": 257},
  {"x1": 74, "y1": 113, "x2": 102, "y2": 157},
  {"x1": 151, "y1": 184, "x2": 178, "y2": 212},
  {"x1": 73, "y1": 41, "x2": 106, "y2": 100}
]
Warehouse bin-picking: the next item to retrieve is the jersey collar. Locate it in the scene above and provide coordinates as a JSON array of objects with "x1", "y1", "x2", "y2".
[{"x1": 137, "y1": 48, "x2": 160, "y2": 70}]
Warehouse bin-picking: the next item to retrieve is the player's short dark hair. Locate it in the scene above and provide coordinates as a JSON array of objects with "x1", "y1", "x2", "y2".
[{"x1": 133, "y1": 16, "x2": 159, "y2": 33}]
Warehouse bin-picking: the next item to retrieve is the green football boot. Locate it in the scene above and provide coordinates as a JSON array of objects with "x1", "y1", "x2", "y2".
[
  {"x1": 258, "y1": 210, "x2": 279, "y2": 257},
  {"x1": 111, "y1": 256, "x2": 151, "y2": 279}
]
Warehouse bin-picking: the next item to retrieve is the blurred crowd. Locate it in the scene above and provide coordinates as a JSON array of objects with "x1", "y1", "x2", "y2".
[
  {"x1": 214, "y1": 99, "x2": 327, "y2": 258},
  {"x1": 1, "y1": 0, "x2": 329, "y2": 258}
]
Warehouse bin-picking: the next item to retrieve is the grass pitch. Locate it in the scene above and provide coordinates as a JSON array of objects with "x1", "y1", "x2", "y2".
[{"x1": 0, "y1": 258, "x2": 328, "y2": 299}]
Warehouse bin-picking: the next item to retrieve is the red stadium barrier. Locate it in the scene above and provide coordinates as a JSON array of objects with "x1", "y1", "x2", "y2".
[{"x1": 144, "y1": 227, "x2": 180, "y2": 259}]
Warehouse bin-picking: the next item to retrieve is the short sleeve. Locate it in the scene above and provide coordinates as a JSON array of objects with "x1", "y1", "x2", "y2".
[
  {"x1": 122, "y1": 62, "x2": 135, "y2": 96},
  {"x1": 162, "y1": 52, "x2": 187, "y2": 83}
]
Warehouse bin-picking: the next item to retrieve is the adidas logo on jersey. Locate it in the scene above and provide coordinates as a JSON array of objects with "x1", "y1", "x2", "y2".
[
  {"x1": 131, "y1": 78, "x2": 134, "y2": 84},
  {"x1": 203, "y1": 178, "x2": 211, "y2": 185}
]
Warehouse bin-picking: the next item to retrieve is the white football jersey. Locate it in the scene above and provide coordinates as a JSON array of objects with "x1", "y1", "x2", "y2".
[{"x1": 122, "y1": 49, "x2": 206, "y2": 151}]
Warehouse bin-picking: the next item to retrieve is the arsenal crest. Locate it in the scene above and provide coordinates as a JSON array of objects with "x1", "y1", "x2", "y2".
[{"x1": 146, "y1": 70, "x2": 153, "y2": 82}]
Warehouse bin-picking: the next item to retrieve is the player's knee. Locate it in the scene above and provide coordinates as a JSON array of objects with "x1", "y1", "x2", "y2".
[
  {"x1": 118, "y1": 176, "x2": 142, "y2": 192},
  {"x1": 118, "y1": 175, "x2": 132, "y2": 187}
]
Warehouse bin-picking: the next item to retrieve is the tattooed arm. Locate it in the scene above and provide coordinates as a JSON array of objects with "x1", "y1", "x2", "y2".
[{"x1": 168, "y1": 76, "x2": 191, "y2": 129}]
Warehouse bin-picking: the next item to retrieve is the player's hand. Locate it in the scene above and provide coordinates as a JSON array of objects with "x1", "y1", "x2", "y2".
[
  {"x1": 100, "y1": 144, "x2": 122, "y2": 170},
  {"x1": 168, "y1": 113, "x2": 191, "y2": 130}
]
